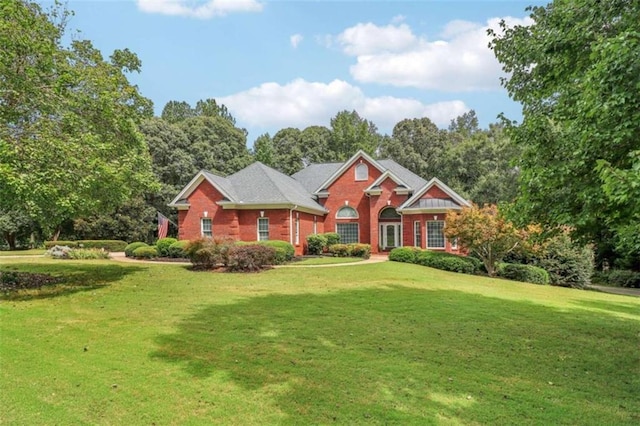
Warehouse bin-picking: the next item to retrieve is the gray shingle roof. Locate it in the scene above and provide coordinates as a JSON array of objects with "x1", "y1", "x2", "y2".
[
  {"x1": 201, "y1": 171, "x2": 237, "y2": 201},
  {"x1": 227, "y1": 162, "x2": 327, "y2": 212},
  {"x1": 406, "y1": 198, "x2": 462, "y2": 210},
  {"x1": 291, "y1": 162, "x2": 342, "y2": 192},
  {"x1": 378, "y1": 159, "x2": 427, "y2": 190}
]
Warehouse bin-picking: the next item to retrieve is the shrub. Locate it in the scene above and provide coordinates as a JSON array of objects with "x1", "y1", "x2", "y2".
[
  {"x1": 46, "y1": 245, "x2": 73, "y2": 259},
  {"x1": 307, "y1": 234, "x2": 328, "y2": 255},
  {"x1": 537, "y1": 234, "x2": 594, "y2": 288},
  {"x1": 328, "y1": 244, "x2": 351, "y2": 257},
  {"x1": 498, "y1": 263, "x2": 549, "y2": 285},
  {"x1": 227, "y1": 244, "x2": 276, "y2": 272},
  {"x1": 132, "y1": 246, "x2": 158, "y2": 259},
  {"x1": 605, "y1": 270, "x2": 640, "y2": 288},
  {"x1": 422, "y1": 253, "x2": 476, "y2": 274},
  {"x1": 167, "y1": 240, "x2": 189, "y2": 258},
  {"x1": 67, "y1": 248, "x2": 110, "y2": 260},
  {"x1": 44, "y1": 240, "x2": 127, "y2": 251},
  {"x1": 125, "y1": 242, "x2": 148, "y2": 257},
  {"x1": 184, "y1": 237, "x2": 234, "y2": 269},
  {"x1": 415, "y1": 250, "x2": 435, "y2": 266},
  {"x1": 156, "y1": 237, "x2": 178, "y2": 257},
  {"x1": 324, "y1": 232, "x2": 340, "y2": 247},
  {"x1": 259, "y1": 240, "x2": 294, "y2": 263},
  {"x1": 389, "y1": 247, "x2": 419, "y2": 263},
  {"x1": 349, "y1": 243, "x2": 371, "y2": 259}
]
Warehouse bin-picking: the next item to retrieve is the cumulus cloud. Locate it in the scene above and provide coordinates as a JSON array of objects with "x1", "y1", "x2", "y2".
[
  {"x1": 218, "y1": 79, "x2": 468, "y2": 132},
  {"x1": 290, "y1": 34, "x2": 303, "y2": 49},
  {"x1": 136, "y1": 0, "x2": 263, "y2": 19},
  {"x1": 331, "y1": 16, "x2": 533, "y2": 91}
]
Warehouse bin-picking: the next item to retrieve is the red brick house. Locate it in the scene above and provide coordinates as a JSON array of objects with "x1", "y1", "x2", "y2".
[{"x1": 169, "y1": 150, "x2": 470, "y2": 255}]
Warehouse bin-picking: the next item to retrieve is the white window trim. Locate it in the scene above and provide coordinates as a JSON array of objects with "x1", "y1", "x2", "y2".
[
  {"x1": 295, "y1": 216, "x2": 300, "y2": 245},
  {"x1": 313, "y1": 216, "x2": 317, "y2": 234},
  {"x1": 355, "y1": 163, "x2": 368, "y2": 181},
  {"x1": 426, "y1": 220, "x2": 446, "y2": 249},
  {"x1": 336, "y1": 223, "x2": 359, "y2": 244},
  {"x1": 201, "y1": 218, "x2": 212, "y2": 237},
  {"x1": 414, "y1": 221, "x2": 421, "y2": 247},
  {"x1": 450, "y1": 237, "x2": 458, "y2": 250},
  {"x1": 336, "y1": 206, "x2": 359, "y2": 219},
  {"x1": 257, "y1": 217, "x2": 269, "y2": 241}
]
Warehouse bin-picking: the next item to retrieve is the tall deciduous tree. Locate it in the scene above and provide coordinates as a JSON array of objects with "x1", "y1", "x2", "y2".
[
  {"x1": 489, "y1": 0, "x2": 640, "y2": 266},
  {"x1": 0, "y1": 0, "x2": 156, "y2": 234},
  {"x1": 329, "y1": 110, "x2": 381, "y2": 160}
]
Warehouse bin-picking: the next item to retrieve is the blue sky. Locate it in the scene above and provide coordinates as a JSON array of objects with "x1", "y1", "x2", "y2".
[{"x1": 57, "y1": 0, "x2": 544, "y2": 145}]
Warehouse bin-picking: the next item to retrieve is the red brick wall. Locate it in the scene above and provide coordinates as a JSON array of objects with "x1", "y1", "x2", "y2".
[
  {"x1": 237, "y1": 210, "x2": 291, "y2": 243},
  {"x1": 402, "y1": 212, "x2": 460, "y2": 253},
  {"x1": 321, "y1": 158, "x2": 382, "y2": 247},
  {"x1": 421, "y1": 186, "x2": 451, "y2": 199},
  {"x1": 368, "y1": 177, "x2": 411, "y2": 252},
  {"x1": 178, "y1": 180, "x2": 239, "y2": 241}
]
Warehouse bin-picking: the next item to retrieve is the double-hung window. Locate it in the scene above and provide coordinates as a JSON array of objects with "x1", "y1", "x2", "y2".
[
  {"x1": 201, "y1": 218, "x2": 212, "y2": 237},
  {"x1": 414, "y1": 221, "x2": 422, "y2": 247},
  {"x1": 257, "y1": 217, "x2": 269, "y2": 241}
]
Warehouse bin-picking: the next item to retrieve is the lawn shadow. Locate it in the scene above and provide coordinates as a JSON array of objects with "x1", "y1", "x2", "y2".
[
  {"x1": 150, "y1": 286, "x2": 639, "y2": 424},
  {"x1": 573, "y1": 299, "x2": 640, "y2": 317},
  {"x1": 0, "y1": 262, "x2": 146, "y2": 301}
]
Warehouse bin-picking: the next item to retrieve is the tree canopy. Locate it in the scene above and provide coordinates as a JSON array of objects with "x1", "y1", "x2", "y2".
[
  {"x1": 489, "y1": 0, "x2": 640, "y2": 265},
  {"x1": 0, "y1": 0, "x2": 156, "y2": 234}
]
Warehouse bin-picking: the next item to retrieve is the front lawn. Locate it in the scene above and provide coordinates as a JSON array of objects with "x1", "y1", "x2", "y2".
[
  {"x1": 292, "y1": 256, "x2": 364, "y2": 265},
  {"x1": 0, "y1": 249, "x2": 45, "y2": 256},
  {"x1": 1, "y1": 259, "x2": 638, "y2": 424}
]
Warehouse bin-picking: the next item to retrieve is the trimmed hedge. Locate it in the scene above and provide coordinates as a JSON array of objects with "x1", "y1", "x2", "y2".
[
  {"x1": 324, "y1": 232, "x2": 340, "y2": 246},
  {"x1": 156, "y1": 237, "x2": 178, "y2": 257},
  {"x1": 184, "y1": 237, "x2": 234, "y2": 269},
  {"x1": 498, "y1": 263, "x2": 549, "y2": 285},
  {"x1": 327, "y1": 243, "x2": 371, "y2": 258},
  {"x1": 227, "y1": 244, "x2": 276, "y2": 272},
  {"x1": 167, "y1": 240, "x2": 189, "y2": 259},
  {"x1": 389, "y1": 247, "x2": 419, "y2": 263},
  {"x1": 306, "y1": 234, "x2": 328, "y2": 255},
  {"x1": 125, "y1": 242, "x2": 148, "y2": 257},
  {"x1": 259, "y1": 240, "x2": 294, "y2": 263},
  {"x1": 132, "y1": 246, "x2": 158, "y2": 259},
  {"x1": 419, "y1": 252, "x2": 476, "y2": 274},
  {"x1": 44, "y1": 240, "x2": 127, "y2": 252}
]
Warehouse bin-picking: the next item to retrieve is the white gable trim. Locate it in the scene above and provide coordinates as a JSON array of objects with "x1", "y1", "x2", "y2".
[
  {"x1": 168, "y1": 170, "x2": 236, "y2": 208},
  {"x1": 364, "y1": 170, "x2": 411, "y2": 193},
  {"x1": 313, "y1": 150, "x2": 385, "y2": 194},
  {"x1": 398, "y1": 177, "x2": 471, "y2": 211}
]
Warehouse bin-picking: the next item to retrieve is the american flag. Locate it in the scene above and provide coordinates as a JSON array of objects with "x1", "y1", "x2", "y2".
[{"x1": 158, "y1": 212, "x2": 169, "y2": 239}]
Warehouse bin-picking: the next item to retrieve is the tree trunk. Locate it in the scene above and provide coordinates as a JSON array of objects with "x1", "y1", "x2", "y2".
[{"x1": 4, "y1": 232, "x2": 16, "y2": 250}]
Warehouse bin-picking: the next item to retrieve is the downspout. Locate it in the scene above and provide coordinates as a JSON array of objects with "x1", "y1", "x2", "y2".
[{"x1": 289, "y1": 208, "x2": 293, "y2": 245}]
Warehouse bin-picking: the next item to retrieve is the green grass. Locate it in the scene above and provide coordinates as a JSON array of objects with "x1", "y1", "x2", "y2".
[
  {"x1": 1, "y1": 258, "x2": 639, "y2": 425},
  {"x1": 292, "y1": 256, "x2": 364, "y2": 265},
  {"x1": 0, "y1": 249, "x2": 45, "y2": 256}
]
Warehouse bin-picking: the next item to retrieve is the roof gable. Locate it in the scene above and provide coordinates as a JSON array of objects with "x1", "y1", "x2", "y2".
[
  {"x1": 168, "y1": 170, "x2": 236, "y2": 207},
  {"x1": 398, "y1": 177, "x2": 471, "y2": 212},
  {"x1": 310, "y1": 150, "x2": 385, "y2": 193}
]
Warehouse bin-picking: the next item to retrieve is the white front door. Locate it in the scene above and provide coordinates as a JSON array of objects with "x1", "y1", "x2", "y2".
[{"x1": 380, "y1": 223, "x2": 401, "y2": 250}]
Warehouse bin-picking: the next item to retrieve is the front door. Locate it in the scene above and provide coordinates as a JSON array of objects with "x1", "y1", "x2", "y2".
[{"x1": 380, "y1": 223, "x2": 401, "y2": 250}]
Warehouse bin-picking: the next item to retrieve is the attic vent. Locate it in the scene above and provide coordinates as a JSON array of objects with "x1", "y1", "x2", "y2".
[{"x1": 355, "y1": 163, "x2": 368, "y2": 181}]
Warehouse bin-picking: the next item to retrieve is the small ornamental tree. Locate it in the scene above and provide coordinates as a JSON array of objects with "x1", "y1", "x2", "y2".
[{"x1": 445, "y1": 204, "x2": 532, "y2": 276}]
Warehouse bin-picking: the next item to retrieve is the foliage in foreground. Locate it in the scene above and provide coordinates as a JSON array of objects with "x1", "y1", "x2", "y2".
[{"x1": 46, "y1": 245, "x2": 110, "y2": 260}]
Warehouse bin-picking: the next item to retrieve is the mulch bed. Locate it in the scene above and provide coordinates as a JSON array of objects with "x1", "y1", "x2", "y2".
[{"x1": 0, "y1": 271, "x2": 63, "y2": 292}]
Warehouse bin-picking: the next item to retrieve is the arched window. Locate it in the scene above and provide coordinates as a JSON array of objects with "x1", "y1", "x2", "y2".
[
  {"x1": 355, "y1": 163, "x2": 368, "y2": 181},
  {"x1": 336, "y1": 206, "x2": 358, "y2": 219},
  {"x1": 379, "y1": 207, "x2": 400, "y2": 219}
]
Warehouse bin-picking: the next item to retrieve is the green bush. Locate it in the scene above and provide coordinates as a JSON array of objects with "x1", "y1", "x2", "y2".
[
  {"x1": 415, "y1": 250, "x2": 435, "y2": 266},
  {"x1": 125, "y1": 242, "x2": 148, "y2": 257},
  {"x1": 328, "y1": 244, "x2": 350, "y2": 257},
  {"x1": 185, "y1": 237, "x2": 234, "y2": 269},
  {"x1": 604, "y1": 270, "x2": 640, "y2": 288},
  {"x1": 167, "y1": 240, "x2": 189, "y2": 259},
  {"x1": 538, "y1": 234, "x2": 594, "y2": 288},
  {"x1": 132, "y1": 246, "x2": 158, "y2": 259},
  {"x1": 306, "y1": 234, "x2": 328, "y2": 255},
  {"x1": 259, "y1": 240, "x2": 294, "y2": 263},
  {"x1": 324, "y1": 232, "x2": 340, "y2": 246},
  {"x1": 44, "y1": 240, "x2": 127, "y2": 252},
  {"x1": 67, "y1": 248, "x2": 110, "y2": 260},
  {"x1": 422, "y1": 253, "x2": 476, "y2": 274},
  {"x1": 156, "y1": 237, "x2": 178, "y2": 257},
  {"x1": 389, "y1": 247, "x2": 420, "y2": 263},
  {"x1": 227, "y1": 244, "x2": 276, "y2": 272},
  {"x1": 498, "y1": 263, "x2": 549, "y2": 285},
  {"x1": 349, "y1": 243, "x2": 371, "y2": 259}
]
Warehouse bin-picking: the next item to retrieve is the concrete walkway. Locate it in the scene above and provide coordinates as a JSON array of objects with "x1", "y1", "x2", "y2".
[{"x1": 585, "y1": 284, "x2": 640, "y2": 298}]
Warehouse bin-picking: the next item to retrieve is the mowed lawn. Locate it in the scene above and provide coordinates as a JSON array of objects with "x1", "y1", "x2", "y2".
[{"x1": 1, "y1": 258, "x2": 638, "y2": 425}]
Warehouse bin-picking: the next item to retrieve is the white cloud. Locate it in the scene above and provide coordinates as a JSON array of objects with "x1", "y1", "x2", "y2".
[
  {"x1": 290, "y1": 34, "x2": 303, "y2": 49},
  {"x1": 391, "y1": 15, "x2": 406, "y2": 25},
  {"x1": 136, "y1": 0, "x2": 263, "y2": 19},
  {"x1": 218, "y1": 79, "x2": 468, "y2": 132},
  {"x1": 331, "y1": 16, "x2": 533, "y2": 91}
]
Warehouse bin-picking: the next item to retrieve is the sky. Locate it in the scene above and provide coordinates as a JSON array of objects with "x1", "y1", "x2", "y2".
[{"x1": 55, "y1": 0, "x2": 545, "y2": 145}]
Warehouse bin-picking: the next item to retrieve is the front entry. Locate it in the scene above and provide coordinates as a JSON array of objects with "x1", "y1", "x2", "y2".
[{"x1": 380, "y1": 223, "x2": 401, "y2": 250}]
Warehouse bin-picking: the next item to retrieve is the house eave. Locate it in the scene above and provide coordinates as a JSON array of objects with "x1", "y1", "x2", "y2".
[{"x1": 217, "y1": 201, "x2": 327, "y2": 215}]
